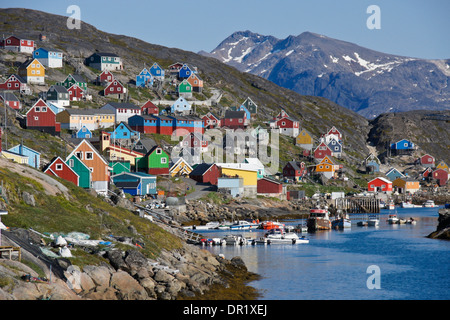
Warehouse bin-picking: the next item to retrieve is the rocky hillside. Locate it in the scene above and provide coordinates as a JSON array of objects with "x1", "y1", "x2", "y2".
[{"x1": 203, "y1": 30, "x2": 450, "y2": 119}]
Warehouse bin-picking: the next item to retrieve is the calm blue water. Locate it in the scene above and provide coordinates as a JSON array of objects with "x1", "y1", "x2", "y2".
[{"x1": 198, "y1": 207, "x2": 450, "y2": 300}]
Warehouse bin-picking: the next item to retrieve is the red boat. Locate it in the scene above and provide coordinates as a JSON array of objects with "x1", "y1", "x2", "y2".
[
  {"x1": 307, "y1": 208, "x2": 331, "y2": 231},
  {"x1": 260, "y1": 221, "x2": 285, "y2": 230}
]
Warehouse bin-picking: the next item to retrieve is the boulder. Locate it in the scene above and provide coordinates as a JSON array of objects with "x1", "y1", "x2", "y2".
[
  {"x1": 82, "y1": 265, "x2": 111, "y2": 288},
  {"x1": 110, "y1": 270, "x2": 148, "y2": 300}
]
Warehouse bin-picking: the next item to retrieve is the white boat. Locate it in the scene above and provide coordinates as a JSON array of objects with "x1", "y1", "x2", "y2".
[
  {"x1": 217, "y1": 221, "x2": 233, "y2": 229},
  {"x1": 254, "y1": 228, "x2": 309, "y2": 245},
  {"x1": 367, "y1": 215, "x2": 380, "y2": 227},
  {"x1": 223, "y1": 234, "x2": 248, "y2": 246},
  {"x1": 387, "y1": 201, "x2": 395, "y2": 210},
  {"x1": 401, "y1": 201, "x2": 422, "y2": 208},
  {"x1": 183, "y1": 221, "x2": 220, "y2": 230},
  {"x1": 406, "y1": 217, "x2": 417, "y2": 225},
  {"x1": 307, "y1": 207, "x2": 332, "y2": 231},
  {"x1": 423, "y1": 200, "x2": 436, "y2": 208},
  {"x1": 229, "y1": 220, "x2": 260, "y2": 230},
  {"x1": 331, "y1": 213, "x2": 351, "y2": 229},
  {"x1": 387, "y1": 214, "x2": 399, "y2": 224}
]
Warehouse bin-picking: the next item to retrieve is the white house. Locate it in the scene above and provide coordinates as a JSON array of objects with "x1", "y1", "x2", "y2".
[{"x1": 100, "y1": 102, "x2": 141, "y2": 124}]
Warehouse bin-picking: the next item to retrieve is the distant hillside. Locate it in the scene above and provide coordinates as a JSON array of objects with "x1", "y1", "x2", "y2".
[{"x1": 204, "y1": 30, "x2": 450, "y2": 119}]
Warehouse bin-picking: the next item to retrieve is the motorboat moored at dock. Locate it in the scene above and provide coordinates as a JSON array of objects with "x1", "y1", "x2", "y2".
[{"x1": 307, "y1": 207, "x2": 331, "y2": 231}]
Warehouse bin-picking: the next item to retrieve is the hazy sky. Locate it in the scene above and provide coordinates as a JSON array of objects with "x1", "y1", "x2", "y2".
[{"x1": 3, "y1": 0, "x2": 450, "y2": 59}]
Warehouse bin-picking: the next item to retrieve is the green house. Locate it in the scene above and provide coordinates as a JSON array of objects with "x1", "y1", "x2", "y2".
[
  {"x1": 58, "y1": 74, "x2": 87, "y2": 91},
  {"x1": 109, "y1": 161, "x2": 131, "y2": 175},
  {"x1": 137, "y1": 146, "x2": 169, "y2": 175},
  {"x1": 66, "y1": 155, "x2": 92, "y2": 188},
  {"x1": 178, "y1": 79, "x2": 192, "y2": 98}
]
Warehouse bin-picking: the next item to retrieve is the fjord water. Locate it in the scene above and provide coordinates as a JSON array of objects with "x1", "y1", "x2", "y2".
[{"x1": 200, "y1": 207, "x2": 450, "y2": 300}]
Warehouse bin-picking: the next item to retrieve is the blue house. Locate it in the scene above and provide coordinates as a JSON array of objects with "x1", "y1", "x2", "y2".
[
  {"x1": 170, "y1": 97, "x2": 192, "y2": 115},
  {"x1": 128, "y1": 115, "x2": 158, "y2": 134},
  {"x1": 385, "y1": 167, "x2": 405, "y2": 181},
  {"x1": 110, "y1": 122, "x2": 140, "y2": 140},
  {"x1": 8, "y1": 144, "x2": 40, "y2": 169},
  {"x1": 390, "y1": 139, "x2": 415, "y2": 155},
  {"x1": 178, "y1": 63, "x2": 195, "y2": 80},
  {"x1": 73, "y1": 126, "x2": 93, "y2": 139},
  {"x1": 112, "y1": 172, "x2": 157, "y2": 196},
  {"x1": 149, "y1": 63, "x2": 165, "y2": 80},
  {"x1": 32, "y1": 47, "x2": 63, "y2": 68},
  {"x1": 327, "y1": 138, "x2": 342, "y2": 158},
  {"x1": 136, "y1": 68, "x2": 154, "y2": 87},
  {"x1": 47, "y1": 102, "x2": 66, "y2": 115}
]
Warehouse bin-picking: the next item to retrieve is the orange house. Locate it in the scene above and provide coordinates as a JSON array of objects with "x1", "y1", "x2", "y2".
[
  {"x1": 67, "y1": 139, "x2": 111, "y2": 194},
  {"x1": 392, "y1": 177, "x2": 420, "y2": 194},
  {"x1": 315, "y1": 155, "x2": 341, "y2": 179},
  {"x1": 186, "y1": 73, "x2": 203, "y2": 92}
]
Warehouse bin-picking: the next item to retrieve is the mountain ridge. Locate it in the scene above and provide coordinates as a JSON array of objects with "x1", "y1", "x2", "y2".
[{"x1": 203, "y1": 30, "x2": 450, "y2": 119}]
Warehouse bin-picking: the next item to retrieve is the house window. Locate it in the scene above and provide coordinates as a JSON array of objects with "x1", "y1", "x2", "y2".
[
  {"x1": 69, "y1": 159, "x2": 74, "y2": 167},
  {"x1": 41, "y1": 107, "x2": 47, "y2": 112},
  {"x1": 34, "y1": 116, "x2": 39, "y2": 121},
  {"x1": 161, "y1": 157, "x2": 167, "y2": 164},
  {"x1": 404, "y1": 143, "x2": 408, "y2": 147},
  {"x1": 85, "y1": 152, "x2": 94, "y2": 160},
  {"x1": 55, "y1": 164, "x2": 63, "y2": 171},
  {"x1": 156, "y1": 148, "x2": 162, "y2": 154},
  {"x1": 75, "y1": 152, "x2": 83, "y2": 160}
]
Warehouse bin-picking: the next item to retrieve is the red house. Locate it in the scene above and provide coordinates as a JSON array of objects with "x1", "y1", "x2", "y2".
[
  {"x1": 202, "y1": 112, "x2": 221, "y2": 129},
  {"x1": 283, "y1": 161, "x2": 306, "y2": 182},
  {"x1": 275, "y1": 117, "x2": 299, "y2": 137},
  {"x1": 0, "y1": 74, "x2": 29, "y2": 92},
  {"x1": 222, "y1": 110, "x2": 247, "y2": 129},
  {"x1": 1, "y1": 36, "x2": 35, "y2": 53},
  {"x1": 44, "y1": 156, "x2": 79, "y2": 186},
  {"x1": 432, "y1": 169, "x2": 449, "y2": 186},
  {"x1": 189, "y1": 163, "x2": 220, "y2": 185},
  {"x1": 182, "y1": 132, "x2": 208, "y2": 150},
  {"x1": 104, "y1": 79, "x2": 126, "y2": 98},
  {"x1": 419, "y1": 154, "x2": 435, "y2": 168},
  {"x1": 327, "y1": 126, "x2": 342, "y2": 141},
  {"x1": 422, "y1": 167, "x2": 433, "y2": 178},
  {"x1": 25, "y1": 98, "x2": 61, "y2": 136},
  {"x1": 368, "y1": 177, "x2": 393, "y2": 192},
  {"x1": 314, "y1": 142, "x2": 333, "y2": 161},
  {"x1": 141, "y1": 100, "x2": 159, "y2": 116},
  {"x1": 67, "y1": 84, "x2": 84, "y2": 101},
  {"x1": 257, "y1": 177, "x2": 283, "y2": 195},
  {"x1": 0, "y1": 92, "x2": 21, "y2": 110},
  {"x1": 96, "y1": 70, "x2": 115, "y2": 84}
]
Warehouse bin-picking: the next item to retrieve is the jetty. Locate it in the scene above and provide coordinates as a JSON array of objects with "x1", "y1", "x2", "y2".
[{"x1": 335, "y1": 197, "x2": 380, "y2": 213}]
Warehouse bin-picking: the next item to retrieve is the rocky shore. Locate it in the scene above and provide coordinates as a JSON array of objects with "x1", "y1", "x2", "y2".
[{"x1": 428, "y1": 207, "x2": 450, "y2": 240}]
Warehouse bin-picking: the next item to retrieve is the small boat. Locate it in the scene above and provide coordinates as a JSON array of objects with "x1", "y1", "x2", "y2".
[
  {"x1": 401, "y1": 201, "x2": 422, "y2": 208},
  {"x1": 254, "y1": 228, "x2": 309, "y2": 245},
  {"x1": 357, "y1": 221, "x2": 368, "y2": 227},
  {"x1": 406, "y1": 217, "x2": 417, "y2": 225},
  {"x1": 397, "y1": 218, "x2": 407, "y2": 224},
  {"x1": 260, "y1": 220, "x2": 285, "y2": 230},
  {"x1": 387, "y1": 200, "x2": 395, "y2": 210},
  {"x1": 184, "y1": 221, "x2": 220, "y2": 230},
  {"x1": 294, "y1": 224, "x2": 308, "y2": 233},
  {"x1": 367, "y1": 215, "x2": 379, "y2": 227},
  {"x1": 423, "y1": 200, "x2": 436, "y2": 208},
  {"x1": 229, "y1": 220, "x2": 260, "y2": 230},
  {"x1": 387, "y1": 214, "x2": 399, "y2": 224},
  {"x1": 223, "y1": 234, "x2": 248, "y2": 246},
  {"x1": 217, "y1": 221, "x2": 233, "y2": 229},
  {"x1": 331, "y1": 213, "x2": 351, "y2": 229},
  {"x1": 201, "y1": 237, "x2": 226, "y2": 246},
  {"x1": 307, "y1": 207, "x2": 332, "y2": 231}
]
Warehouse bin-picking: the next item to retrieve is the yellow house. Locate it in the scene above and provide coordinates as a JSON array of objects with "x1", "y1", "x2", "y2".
[
  {"x1": 1, "y1": 150, "x2": 29, "y2": 165},
  {"x1": 436, "y1": 161, "x2": 449, "y2": 172},
  {"x1": 56, "y1": 108, "x2": 116, "y2": 131},
  {"x1": 169, "y1": 158, "x2": 193, "y2": 177},
  {"x1": 18, "y1": 58, "x2": 46, "y2": 85},
  {"x1": 106, "y1": 145, "x2": 144, "y2": 167},
  {"x1": 393, "y1": 177, "x2": 420, "y2": 194},
  {"x1": 219, "y1": 166, "x2": 257, "y2": 187},
  {"x1": 296, "y1": 129, "x2": 313, "y2": 150}
]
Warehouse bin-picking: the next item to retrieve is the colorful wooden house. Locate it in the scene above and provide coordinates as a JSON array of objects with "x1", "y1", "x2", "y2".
[
  {"x1": 170, "y1": 116, "x2": 204, "y2": 135},
  {"x1": 0, "y1": 74, "x2": 29, "y2": 93},
  {"x1": 96, "y1": 70, "x2": 115, "y2": 85},
  {"x1": 257, "y1": 177, "x2": 284, "y2": 197},
  {"x1": 421, "y1": 167, "x2": 433, "y2": 179},
  {"x1": 189, "y1": 163, "x2": 220, "y2": 185},
  {"x1": 283, "y1": 161, "x2": 306, "y2": 182},
  {"x1": 1, "y1": 36, "x2": 34, "y2": 53},
  {"x1": 155, "y1": 115, "x2": 175, "y2": 135},
  {"x1": 66, "y1": 154, "x2": 92, "y2": 189},
  {"x1": 436, "y1": 161, "x2": 449, "y2": 172},
  {"x1": 103, "y1": 79, "x2": 127, "y2": 99},
  {"x1": 419, "y1": 154, "x2": 435, "y2": 168},
  {"x1": 364, "y1": 153, "x2": 381, "y2": 173},
  {"x1": 390, "y1": 139, "x2": 415, "y2": 155},
  {"x1": 112, "y1": 172, "x2": 157, "y2": 196},
  {"x1": 218, "y1": 165, "x2": 258, "y2": 197},
  {"x1": 67, "y1": 84, "x2": 85, "y2": 101},
  {"x1": 432, "y1": 169, "x2": 449, "y2": 186},
  {"x1": 393, "y1": 177, "x2": 420, "y2": 194},
  {"x1": 136, "y1": 68, "x2": 154, "y2": 88},
  {"x1": 272, "y1": 116, "x2": 299, "y2": 137},
  {"x1": 67, "y1": 139, "x2": 111, "y2": 194},
  {"x1": 45, "y1": 85, "x2": 70, "y2": 107},
  {"x1": 137, "y1": 146, "x2": 170, "y2": 175},
  {"x1": 186, "y1": 73, "x2": 203, "y2": 92},
  {"x1": 7, "y1": 144, "x2": 41, "y2": 169},
  {"x1": 169, "y1": 157, "x2": 193, "y2": 177},
  {"x1": 1, "y1": 150, "x2": 29, "y2": 165},
  {"x1": 86, "y1": 52, "x2": 123, "y2": 71},
  {"x1": 58, "y1": 74, "x2": 87, "y2": 92},
  {"x1": 141, "y1": 100, "x2": 159, "y2": 116},
  {"x1": 296, "y1": 129, "x2": 313, "y2": 150},
  {"x1": 128, "y1": 115, "x2": 158, "y2": 134},
  {"x1": 25, "y1": 98, "x2": 61, "y2": 136},
  {"x1": 0, "y1": 92, "x2": 21, "y2": 110},
  {"x1": 170, "y1": 97, "x2": 192, "y2": 115},
  {"x1": 109, "y1": 161, "x2": 131, "y2": 175},
  {"x1": 367, "y1": 177, "x2": 392, "y2": 193},
  {"x1": 56, "y1": 108, "x2": 115, "y2": 131},
  {"x1": 44, "y1": 156, "x2": 79, "y2": 186},
  {"x1": 132, "y1": 138, "x2": 157, "y2": 155},
  {"x1": 327, "y1": 126, "x2": 342, "y2": 142},
  {"x1": 241, "y1": 97, "x2": 258, "y2": 115},
  {"x1": 168, "y1": 62, "x2": 184, "y2": 75},
  {"x1": 178, "y1": 79, "x2": 193, "y2": 98},
  {"x1": 105, "y1": 144, "x2": 144, "y2": 168},
  {"x1": 222, "y1": 110, "x2": 247, "y2": 129},
  {"x1": 313, "y1": 142, "x2": 333, "y2": 161},
  {"x1": 230, "y1": 105, "x2": 251, "y2": 124},
  {"x1": 18, "y1": 58, "x2": 45, "y2": 85},
  {"x1": 101, "y1": 102, "x2": 140, "y2": 123},
  {"x1": 178, "y1": 63, "x2": 195, "y2": 80},
  {"x1": 385, "y1": 167, "x2": 405, "y2": 181},
  {"x1": 327, "y1": 138, "x2": 342, "y2": 158},
  {"x1": 149, "y1": 62, "x2": 165, "y2": 80},
  {"x1": 110, "y1": 122, "x2": 140, "y2": 141},
  {"x1": 274, "y1": 108, "x2": 290, "y2": 120},
  {"x1": 202, "y1": 112, "x2": 221, "y2": 129},
  {"x1": 73, "y1": 125, "x2": 93, "y2": 139},
  {"x1": 32, "y1": 48, "x2": 63, "y2": 68},
  {"x1": 315, "y1": 155, "x2": 341, "y2": 179}
]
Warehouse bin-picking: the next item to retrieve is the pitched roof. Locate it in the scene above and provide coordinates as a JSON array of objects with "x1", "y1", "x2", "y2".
[
  {"x1": 224, "y1": 110, "x2": 245, "y2": 119},
  {"x1": 190, "y1": 163, "x2": 213, "y2": 176}
]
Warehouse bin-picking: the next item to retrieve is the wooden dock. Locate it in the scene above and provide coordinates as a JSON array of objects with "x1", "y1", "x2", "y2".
[{"x1": 335, "y1": 197, "x2": 380, "y2": 213}]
